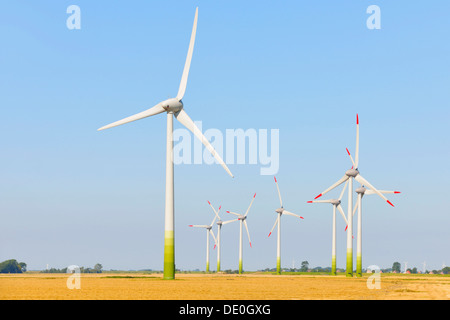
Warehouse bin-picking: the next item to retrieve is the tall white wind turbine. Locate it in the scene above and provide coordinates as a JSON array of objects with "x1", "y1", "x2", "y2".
[
  {"x1": 207, "y1": 201, "x2": 237, "y2": 272},
  {"x1": 307, "y1": 180, "x2": 349, "y2": 275},
  {"x1": 313, "y1": 114, "x2": 395, "y2": 277},
  {"x1": 347, "y1": 186, "x2": 400, "y2": 277},
  {"x1": 189, "y1": 215, "x2": 217, "y2": 273},
  {"x1": 226, "y1": 193, "x2": 256, "y2": 274},
  {"x1": 97, "y1": 8, "x2": 233, "y2": 280},
  {"x1": 268, "y1": 177, "x2": 304, "y2": 275}
]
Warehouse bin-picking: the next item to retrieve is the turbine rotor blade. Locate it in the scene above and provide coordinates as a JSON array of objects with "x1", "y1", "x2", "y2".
[
  {"x1": 337, "y1": 204, "x2": 348, "y2": 225},
  {"x1": 207, "y1": 201, "x2": 221, "y2": 220},
  {"x1": 209, "y1": 228, "x2": 217, "y2": 245},
  {"x1": 352, "y1": 200, "x2": 358, "y2": 218},
  {"x1": 365, "y1": 190, "x2": 401, "y2": 195},
  {"x1": 222, "y1": 218, "x2": 238, "y2": 225},
  {"x1": 176, "y1": 7, "x2": 198, "y2": 101},
  {"x1": 268, "y1": 216, "x2": 279, "y2": 237},
  {"x1": 244, "y1": 193, "x2": 256, "y2": 217},
  {"x1": 243, "y1": 220, "x2": 252, "y2": 248},
  {"x1": 274, "y1": 176, "x2": 283, "y2": 207},
  {"x1": 314, "y1": 175, "x2": 349, "y2": 199},
  {"x1": 283, "y1": 210, "x2": 304, "y2": 219},
  {"x1": 338, "y1": 180, "x2": 349, "y2": 201},
  {"x1": 355, "y1": 174, "x2": 394, "y2": 207},
  {"x1": 189, "y1": 225, "x2": 208, "y2": 228},
  {"x1": 175, "y1": 109, "x2": 233, "y2": 177},
  {"x1": 226, "y1": 211, "x2": 240, "y2": 217},
  {"x1": 97, "y1": 103, "x2": 165, "y2": 131},
  {"x1": 346, "y1": 148, "x2": 357, "y2": 168},
  {"x1": 209, "y1": 215, "x2": 217, "y2": 227},
  {"x1": 307, "y1": 200, "x2": 333, "y2": 204}
]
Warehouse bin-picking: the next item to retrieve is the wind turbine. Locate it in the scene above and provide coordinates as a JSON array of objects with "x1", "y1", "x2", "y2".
[
  {"x1": 207, "y1": 200, "x2": 237, "y2": 272},
  {"x1": 313, "y1": 114, "x2": 395, "y2": 277},
  {"x1": 226, "y1": 193, "x2": 256, "y2": 274},
  {"x1": 268, "y1": 177, "x2": 304, "y2": 275},
  {"x1": 346, "y1": 186, "x2": 400, "y2": 277},
  {"x1": 189, "y1": 215, "x2": 217, "y2": 273},
  {"x1": 97, "y1": 8, "x2": 233, "y2": 280},
  {"x1": 307, "y1": 180, "x2": 349, "y2": 275}
]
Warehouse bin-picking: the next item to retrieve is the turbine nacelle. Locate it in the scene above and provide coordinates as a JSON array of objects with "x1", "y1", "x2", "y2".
[
  {"x1": 161, "y1": 98, "x2": 183, "y2": 113},
  {"x1": 238, "y1": 215, "x2": 247, "y2": 221},
  {"x1": 345, "y1": 168, "x2": 359, "y2": 177},
  {"x1": 355, "y1": 186, "x2": 367, "y2": 194},
  {"x1": 330, "y1": 199, "x2": 341, "y2": 206},
  {"x1": 275, "y1": 208, "x2": 284, "y2": 214}
]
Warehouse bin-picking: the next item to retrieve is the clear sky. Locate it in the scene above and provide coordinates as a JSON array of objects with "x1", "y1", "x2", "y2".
[{"x1": 0, "y1": 1, "x2": 449, "y2": 272}]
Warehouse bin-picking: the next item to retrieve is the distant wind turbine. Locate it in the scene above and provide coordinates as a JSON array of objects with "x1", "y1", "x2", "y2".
[
  {"x1": 347, "y1": 186, "x2": 400, "y2": 277},
  {"x1": 189, "y1": 215, "x2": 217, "y2": 272},
  {"x1": 313, "y1": 114, "x2": 395, "y2": 277},
  {"x1": 308, "y1": 180, "x2": 348, "y2": 275},
  {"x1": 268, "y1": 177, "x2": 304, "y2": 275},
  {"x1": 227, "y1": 193, "x2": 256, "y2": 274},
  {"x1": 207, "y1": 200, "x2": 236, "y2": 272}
]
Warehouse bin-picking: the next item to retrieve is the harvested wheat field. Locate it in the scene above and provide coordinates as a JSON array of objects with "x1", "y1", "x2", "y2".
[{"x1": 0, "y1": 272, "x2": 449, "y2": 300}]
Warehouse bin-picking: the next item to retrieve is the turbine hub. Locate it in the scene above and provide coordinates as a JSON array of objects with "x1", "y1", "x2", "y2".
[
  {"x1": 161, "y1": 98, "x2": 183, "y2": 113},
  {"x1": 275, "y1": 208, "x2": 284, "y2": 214},
  {"x1": 216, "y1": 220, "x2": 223, "y2": 226},
  {"x1": 345, "y1": 168, "x2": 359, "y2": 177},
  {"x1": 355, "y1": 186, "x2": 366, "y2": 194},
  {"x1": 238, "y1": 215, "x2": 246, "y2": 220},
  {"x1": 330, "y1": 199, "x2": 341, "y2": 206}
]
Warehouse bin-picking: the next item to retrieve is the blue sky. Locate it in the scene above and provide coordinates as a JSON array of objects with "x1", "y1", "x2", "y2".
[{"x1": 0, "y1": 1, "x2": 449, "y2": 272}]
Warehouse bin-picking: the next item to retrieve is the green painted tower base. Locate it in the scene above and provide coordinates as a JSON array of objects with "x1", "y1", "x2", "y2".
[
  {"x1": 276, "y1": 257, "x2": 281, "y2": 275},
  {"x1": 346, "y1": 250, "x2": 353, "y2": 277},
  {"x1": 331, "y1": 255, "x2": 336, "y2": 276},
  {"x1": 163, "y1": 231, "x2": 175, "y2": 280},
  {"x1": 356, "y1": 254, "x2": 362, "y2": 277}
]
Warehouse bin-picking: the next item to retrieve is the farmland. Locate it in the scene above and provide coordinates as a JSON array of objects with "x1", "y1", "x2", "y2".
[{"x1": 0, "y1": 272, "x2": 448, "y2": 300}]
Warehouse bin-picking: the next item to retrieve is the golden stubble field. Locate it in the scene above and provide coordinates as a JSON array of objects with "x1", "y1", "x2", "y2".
[{"x1": 0, "y1": 272, "x2": 449, "y2": 300}]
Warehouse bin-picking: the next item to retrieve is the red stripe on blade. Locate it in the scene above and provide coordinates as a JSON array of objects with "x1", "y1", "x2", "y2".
[
  {"x1": 314, "y1": 194, "x2": 322, "y2": 199},
  {"x1": 387, "y1": 200, "x2": 395, "y2": 207}
]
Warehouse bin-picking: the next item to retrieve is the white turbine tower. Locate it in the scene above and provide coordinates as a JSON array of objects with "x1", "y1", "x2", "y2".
[
  {"x1": 308, "y1": 180, "x2": 349, "y2": 275},
  {"x1": 97, "y1": 8, "x2": 233, "y2": 280},
  {"x1": 268, "y1": 177, "x2": 304, "y2": 275},
  {"x1": 226, "y1": 193, "x2": 256, "y2": 274},
  {"x1": 189, "y1": 215, "x2": 217, "y2": 273},
  {"x1": 207, "y1": 200, "x2": 237, "y2": 272},
  {"x1": 347, "y1": 187, "x2": 400, "y2": 277},
  {"x1": 313, "y1": 114, "x2": 395, "y2": 277}
]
